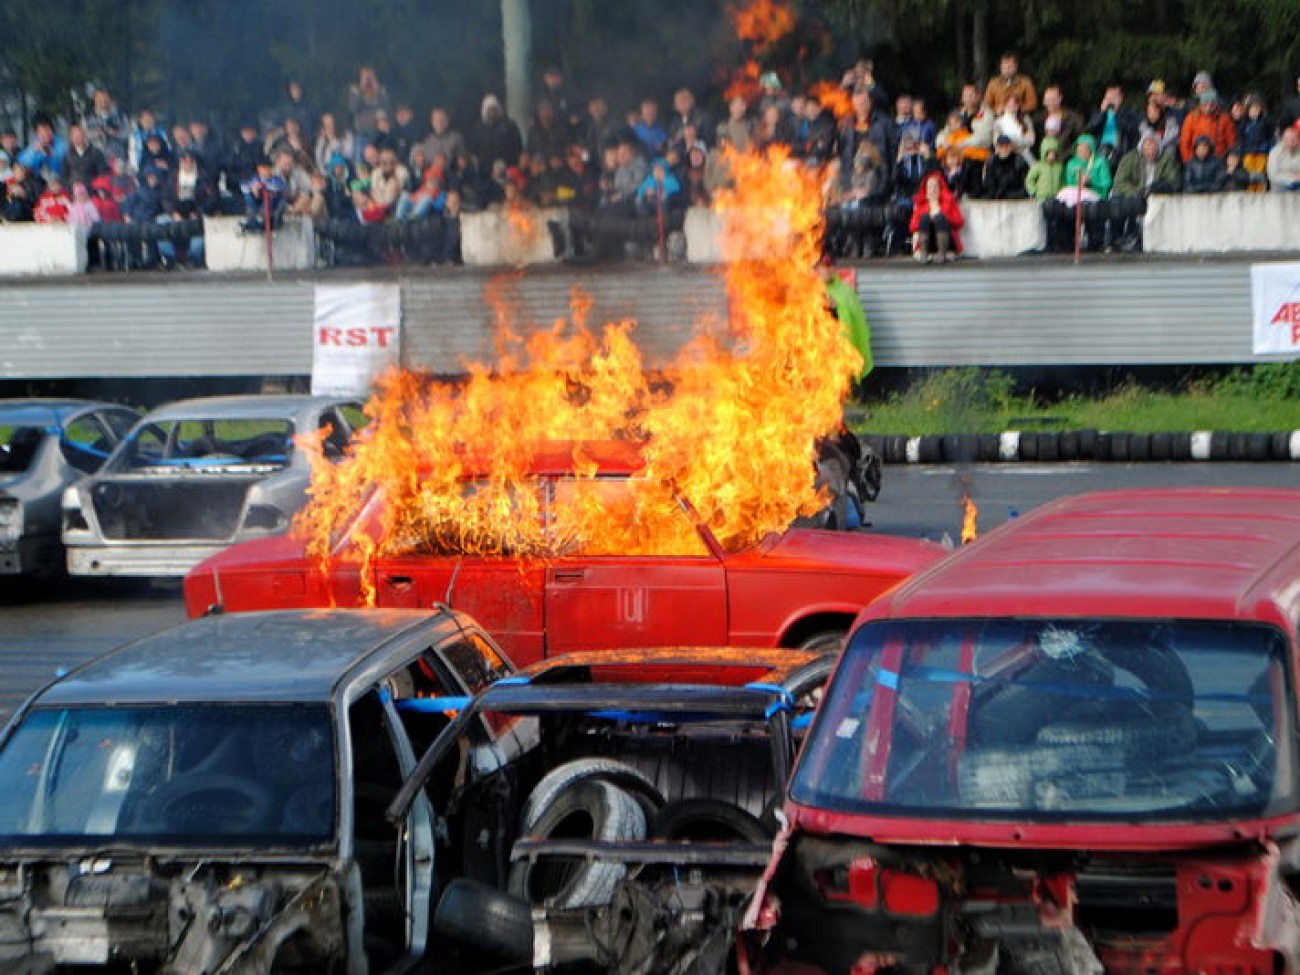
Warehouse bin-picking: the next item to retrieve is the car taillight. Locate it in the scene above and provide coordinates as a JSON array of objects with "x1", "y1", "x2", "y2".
[{"x1": 818, "y1": 857, "x2": 940, "y2": 917}]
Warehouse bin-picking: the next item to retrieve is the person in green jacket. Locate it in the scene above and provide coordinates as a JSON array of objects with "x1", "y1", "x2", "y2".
[
  {"x1": 1063, "y1": 133, "x2": 1112, "y2": 199},
  {"x1": 1025, "y1": 135, "x2": 1064, "y2": 200},
  {"x1": 1051, "y1": 133, "x2": 1113, "y2": 251},
  {"x1": 1108, "y1": 133, "x2": 1182, "y2": 252}
]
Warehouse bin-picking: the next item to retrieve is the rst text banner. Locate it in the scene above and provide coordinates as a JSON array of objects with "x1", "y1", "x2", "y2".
[{"x1": 311, "y1": 284, "x2": 402, "y2": 395}]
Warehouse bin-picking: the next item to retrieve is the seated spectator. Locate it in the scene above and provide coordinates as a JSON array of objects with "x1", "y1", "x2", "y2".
[
  {"x1": 682, "y1": 142, "x2": 710, "y2": 207},
  {"x1": 365, "y1": 147, "x2": 408, "y2": 216},
  {"x1": 580, "y1": 96, "x2": 619, "y2": 164},
  {"x1": 755, "y1": 103, "x2": 794, "y2": 151},
  {"x1": 3, "y1": 163, "x2": 41, "y2": 221},
  {"x1": 83, "y1": 87, "x2": 129, "y2": 168},
  {"x1": 1110, "y1": 134, "x2": 1179, "y2": 252},
  {"x1": 1183, "y1": 135, "x2": 1227, "y2": 193},
  {"x1": 240, "y1": 159, "x2": 287, "y2": 232},
  {"x1": 1045, "y1": 134, "x2": 1112, "y2": 251},
  {"x1": 351, "y1": 184, "x2": 388, "y2": 223},
  {"x1": 1237, "y1": 95, "x2": 1273, "y2": 191},
  {"x1": 420, "y1": 108, "x2": 467, "y2": 170},
  {"x1": 1086, "y1": 85, "x2": 1139, "y2": 167},
  {"x1": 632, "y1": 99, "x2": 668, "y2": 157},
  {"x1": 273, "y1": 147, "x2": 312, "y2": 206},
  {"x1": 984, "y1": 52, "x2": 1037, "y2": 114},
  {"x1": 635, "y1": 157, "x2": 682, "y2": 218},
  {"x1": 390, "y1": 104, "x2": 418, "y2": 162},
  {"x1": 939, "y1": 145, "x2": 974, "y2": 198},
  {"x1": 1034, "y1": 85, "x2": 1083, "y2": 158},
  {"x1": 1222, "y1": 148, "x2": 1252, "y2": 192},
  {"x1": 91, "y1": 177, "x2": 123, "y2": 222},
  {"x1": 165, "y1": 148, "x2": 218, "y2": 218},
  {"x1": 1267, "y1": 124, "x2": 1300, "y2": 191},
  {"x1": 397, "y1": 164, "x2": 447, "y2": 221},
  {"x1": 910, "y1": 169, "x2": 963, "y2": 262},
  {"x1": 188, "y1": 120, "x2": 223, "y2": 171},
  {"x1": 469, "y1": 94, "x2": 523, "y2": 179},
  {"x1": 0, "y1": 130, "x2": 18, "y2": 176},
  {"x1": 1139, "y1": 97, "x2": 1181, "y2": 160},
  {"x1": 982, "y1": 134, "x2": 1030, "y2": 199},
  {"x1": 266, "y1": 116, "x2": 312, "y2": 171},
  {"x1": 128, "y1": 110, "x2": 169, "y2": 176},
  {"x1": 842, "y1": 142, "x2": 889, "y2": 207},
  {"x1": 33, "y1": 176, "x2": 71, "y2": 222},
  {"x1": 910, "y1": 99, "x2": 937, "y2": 148},
  {"x1": 667, "y1": 88, "x2": 713, "y2": 152},
  {"x1": 795, "y1": 95, "x2": 838, "y2": 164},
  {"x1": 935, "y1": 110, "x2": 972, "y2": 156},
  {"x1": 717, "y1": 96, "x2": 754, "y2": 153},
  {"x1": 137, "y1": 131, "x2": 174, "y2": 177},
  {"x1": 893, "y1": 135, "x2": 929, "y2": 202},
  {"x1": 1025, "y1": 136, "x2": 1064, "y2": 202},
  {"x1": 63, "y1": 124, "x2": 110, "y2": 188},
  {"x1": 602, "y1": 140, "x2": 648, "y2": 216},
  {"x1": 992, "y1": 94, "x2": 1036, "y2": 161},
  {"x1": 704, "y1": 135, "x2": 734, "y2": 197},
  {"x1": 19, "y1": 117, "x2": 67, "y2": 180},
  {"x1": 1179, "y1": 91, "x2": 1235, "y2": 162},
  {"x1": 1280, "y1": 75, "x2": 1300, "y2": 132},
  {"x1": 315, "y1": 113, "x2": 354, "y2": 176}
]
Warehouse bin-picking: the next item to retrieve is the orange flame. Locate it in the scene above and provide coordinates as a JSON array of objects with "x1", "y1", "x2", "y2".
[
  {"x1": 295, "y1": 147, "x2": 862, "y2": 595},
  {"x1": 729, "y1": 0, "x2": 796, "y2": 53},
  {"x1": 808, "y1": 80, "x2": 854, "y2": 122},
  {"x1": 960, "y1": 494, "x2": 979, "y2": 545},
  {"x1": 726, "y1": 60, "x2": 763, "y2": 103}
]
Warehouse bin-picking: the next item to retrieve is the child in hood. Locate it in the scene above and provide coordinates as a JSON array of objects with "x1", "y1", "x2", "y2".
[{"x1": 1025, "y1": 135, "x2": 1064, "y2": 200}]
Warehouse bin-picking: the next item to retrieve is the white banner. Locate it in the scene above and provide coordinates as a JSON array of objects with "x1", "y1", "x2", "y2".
[
  {"x1": 311, "y1": 284, "x2": 402, "y2": 395},
  {"x1": 1251, "y1": 263, "x2": 1300, "y2": 356}
]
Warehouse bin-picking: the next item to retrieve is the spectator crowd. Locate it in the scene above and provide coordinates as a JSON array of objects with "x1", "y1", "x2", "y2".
[{"x1": 3, "y1": 55, "x2": 1300, "y2": 270}]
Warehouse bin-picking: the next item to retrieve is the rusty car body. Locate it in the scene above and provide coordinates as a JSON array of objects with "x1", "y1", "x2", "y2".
[{"x1": 740, "y1": 487, "x2": 1300, "y2": 975}]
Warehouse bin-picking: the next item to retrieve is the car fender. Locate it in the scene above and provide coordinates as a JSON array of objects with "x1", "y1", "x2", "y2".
[{"x1": 775, "y1": 603, "x2": 862, "y2": 647}]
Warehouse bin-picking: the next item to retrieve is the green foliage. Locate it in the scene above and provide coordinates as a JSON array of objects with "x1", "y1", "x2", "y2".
[{"x1": 1211, "y1": 361, "x2": 1300, "y2": 400}]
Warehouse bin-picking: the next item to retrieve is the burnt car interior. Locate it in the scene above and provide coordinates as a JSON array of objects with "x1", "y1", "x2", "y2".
[{"x1": 1, "y1": 426, "x2": 42, "y2": 473}]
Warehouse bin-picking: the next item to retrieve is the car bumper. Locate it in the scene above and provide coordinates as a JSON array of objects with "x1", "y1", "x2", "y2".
[
  {"x1": 0, "y1": 536, "x2": 57, "y2": 576},
  {"x1": 66, "y1": 543, "x2": 228, "y2": 578}
]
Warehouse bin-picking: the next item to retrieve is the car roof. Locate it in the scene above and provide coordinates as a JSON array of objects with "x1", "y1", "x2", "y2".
[
  {"x1": 0, "y1": 399, "x2": 131, "y2": 427},
  {"x1": 137, "y1": 395, "x2": 357, "y2": 424},
  {"x1": 36, "y1": 609, "x2": 465, "y2": 706},
  {"x1": 864, "y1": 488, "x2": 1300, "y2": 627}
]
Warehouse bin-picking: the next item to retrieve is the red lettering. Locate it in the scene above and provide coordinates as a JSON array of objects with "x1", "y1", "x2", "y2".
[
  {"x1": 371, "y1": 326, "x2": 395, "y2": 348},
  {"x1": 1293, "y1": 321, "x2": 1300, "y2": 345},
  {"x1": 346, "y1": 327, "x2": 368, "y2": 347},
  {"x1": 1270, "y1": 302, "x2": 1300, "y2": 325},
  {"x1": 319, "y1": 327, "x2": 343, "y2": 346}
]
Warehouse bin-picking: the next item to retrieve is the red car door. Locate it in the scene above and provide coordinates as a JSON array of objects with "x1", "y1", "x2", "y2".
[{"x1": 542, "y1": 477, "x2": 727, "y2": 654}]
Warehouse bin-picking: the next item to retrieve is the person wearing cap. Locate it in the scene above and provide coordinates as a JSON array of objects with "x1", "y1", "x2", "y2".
[
  {"x1": 1191, "y1": 71, "x2": 1216, "y2": 104},
  {"x1": 983, "y1": 52, "x2": 1038, "y2": 114},
  {"x1": 1178, "y1": 89, "x2": 1236, "y2": 162},
  {"x1": 1086, "y1": 85, "x2": 1140, "y2": 167},
  {"x1": 1266, "y1": 124, "x2": 1300, "y2": 192},
  {"x1": 982, "y1": 133, "x2": 1030, "y2": 199},
  {"x1": 469, "y1": 93, "x2": 523, "y2": 179}
]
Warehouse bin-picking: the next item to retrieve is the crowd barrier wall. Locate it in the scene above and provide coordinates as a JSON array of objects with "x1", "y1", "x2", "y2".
[
  {"x1": 0, "y1": 223, "x2": 88, "y2": 276},
  {"x1": 203, "y1": 216, "x2": 316, "y2": 272}
]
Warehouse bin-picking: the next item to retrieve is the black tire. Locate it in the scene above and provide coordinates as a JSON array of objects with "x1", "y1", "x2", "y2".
[
  {"x1": 797, "y1": 628, "x2": 848, "y2": 655},
  {"x1": 136, "y1": 774, "x2": 276, "y2": 833},
  {"x1": 1270, "y1": 431, "x2": 1292, "y2": 460},
  {"x1": 1209, "y1": 431, "x2": 1231, "y2": 460},
  {"x1": 520, "y1": 758, "x2": 664, "y2": 826},
  {"x1": 509, "y1": 779, "x2": 646, "y2": 908},
  {"x1": 1245, "y1": 432, "x2": 1270, "y2": 461},
  {"x1": 1036, "y1": 432, "x2": 1060, "y2": 463},
  {"x1": 1128, "y1": 432, "x2": 1151, "y2": 462},
  {"x1": 1077, "y1": 428, "x2": 1099, "y2": 459},
  {"x1": 1149, "y1": 432, "x2": 1172, "y2": 461},
  {"x1": 1168, "y1": 431, "x2": 1193, "y2": 460},
  {"x1": 649, "y1": 799, "x2": 775, "y2": 843},
  {"x1": 977, "y1": 433, "x2": 1002, "y2": 462},
  {"x1": 917, "y1": 436, "x2": 942, "y2": 463},
  {"x1": 1019, "y1": 432, "x2": 1040, "y2": 461},
  {"x1": 434, "y1": 878, "x2": 534, "y2": 962},
  {"x1": 1058, "y1": 430, "x2": 1080, "y2": 461}
]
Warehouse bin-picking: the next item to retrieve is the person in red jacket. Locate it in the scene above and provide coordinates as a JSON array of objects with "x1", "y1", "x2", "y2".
[
  {"x1": 909, "y1": 169, "x2": 964, "y2": 262},
  {"x1": 33, "y1": 176, "x2": 71, "y2": 222},
  {"x1": 1179, "y1": 91, "x2": 1236, "y2": 162}
]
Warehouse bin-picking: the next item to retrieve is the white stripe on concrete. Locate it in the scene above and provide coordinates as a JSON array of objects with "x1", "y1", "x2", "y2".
[
  {"x1": 1190, "y1": 431, "x2": 1213, "y2": 461},
  {"x1": 998, "y1": 431, "x2": 1020, "y2": 462}
]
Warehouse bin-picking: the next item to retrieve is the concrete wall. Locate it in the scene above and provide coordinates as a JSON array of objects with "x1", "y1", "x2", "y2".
[
  {"x1": 958, "y1": 200, "x2": 1045, "y2": 258},
  {"x1": 461, "y1": 207, "x2": 565, "y2": 265},
  {"x1": 203, "y1": 216, "x2": 316, "y2": 272},
  {"x1": 1143, "y1": 193, "x2": 1300, "y2": 253},
  {"x1": 0, "y1": 223, "x2": 87, "y2": 276}
]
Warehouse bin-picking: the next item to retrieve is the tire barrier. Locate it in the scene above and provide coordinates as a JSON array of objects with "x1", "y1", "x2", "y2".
[{"x1": 867, "y1": 429, "x2": 1300, "y2": 463}]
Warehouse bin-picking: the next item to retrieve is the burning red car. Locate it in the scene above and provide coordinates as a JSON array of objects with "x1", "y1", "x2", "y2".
[
  {"x1": 185, "y1": 441, "x2": 942, "y2": 664},
  {"x1": 741, "y1": 487, "x2": 1300, "y2": 974}
]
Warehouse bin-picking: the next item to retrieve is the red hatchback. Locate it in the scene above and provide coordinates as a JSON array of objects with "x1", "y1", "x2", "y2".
[
  {"x1": 742, "y1": 487, "x2": 1300, "y2": 975},
  {"x1": 185, "y1": 444, "x2": 942, "y2": 665}
]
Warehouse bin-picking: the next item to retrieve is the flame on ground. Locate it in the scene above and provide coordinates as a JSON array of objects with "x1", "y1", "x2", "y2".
[
  {"x1": 295, "y1": 147, "x2": 863, "y2": 599},
  {"x1": 961, "y1": 494, "x2": 979, "y2": 545}
]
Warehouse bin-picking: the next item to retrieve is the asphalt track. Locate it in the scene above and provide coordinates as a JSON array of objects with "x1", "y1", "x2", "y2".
[{"x1": 0, "y1": 461, "x2": 1294, "y2": 724}]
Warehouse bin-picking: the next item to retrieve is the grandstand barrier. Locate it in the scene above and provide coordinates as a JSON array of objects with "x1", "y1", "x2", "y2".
[
  {"x1": 0, "y1": 223, "x2": 88, "y2": 276},
  {"x1": 204, "y1": 215, "x2": 316, "y2": 272},
  {"x1": 1143, "y1": 193, "x2": 1300, "y2": 253},
  {"x1": 461, "y1": 207, "x2": 566, "y2": 265},
  {"x1": 959, "y1": 200, "x2": 1046, "y2": 258}
]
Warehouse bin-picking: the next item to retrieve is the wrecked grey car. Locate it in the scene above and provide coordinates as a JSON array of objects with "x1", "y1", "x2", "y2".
[
  {"x1": 0, "y1": 399, "x2": 140, "y2": 578},
  {"x1": 0, "y1": 608, "x2": 516, "y2": 973},
  {"x1": 62, "y1": 394, "x2": 364, "y2": 578}
]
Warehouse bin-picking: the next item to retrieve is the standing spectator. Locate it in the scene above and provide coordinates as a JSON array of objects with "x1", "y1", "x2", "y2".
[
  {"x1": 1279, "y1": 76, "x2": 1300, "y2": 132},
  {"x1": 579, "y1": 96, "x2": 618, "y2": 164},
  {"x1": 1139, "y1": 98, "x2": 1181, "y2": 159},
  {"x1": 1189, "y1": 70, "x2": 1217, "y2": 106},
  {"x1": 982, "y1": 134, "x2": 1030, "y2": 198},
  {"x1": 983, "y1": 52, "x2": 1038, "y2": 114},
  {"x1": 420, "y1": 108, "x2": 467, "y2": 169},
  {"x1": 527, "y1": 100, "x2": 571, "y2": 167},
  {"x1": 18, "y1": 117, "x2": 67, "y2": 179},
  {"x1": 34, "y1": 176, "x2": 72, "y2": 222},
  {"x1": 1025, "y1": 136, "x2": 1065, "y2": 201},
  {"x1": 755, "y1": 103, "x2": 794, "y2": 151},
  {"x1": 229, "y1": 122, "x2": 266, "y2": 190},
  {"x1": 631, "y1": 99, "x2": 667, "y2": 158},
  {"x1": 83, "y1": 87, "x2": 129, "y2": 167},
  {"x1": 128, "y1": 110, "x2": 169, "y2": 175},
  {"x1": 470, "y1": 94, "x2": 523, "y2": 177},
  {"x1": 1034, "y1": 85, "x2": 1083, "y2": 158},
  {"x1": 1086, "y1": 86, "x2": 1140, "y2": 167},
  {"x1": 1182, "y1": 135, "x2": 1227, "y2": 193},
  {"x1": 275, "y1": 80, "x2": 317, "y2": 143},
  {"x1": 63, "y1": 125, "x2": 110, "y2": 188},
  {"x1": 667, "y1": 88, "x2": 713, "y2": 151},
  {"x1": 1237, "y1": 95, "x2": 1274, "y2": 191},
  {"x1": 992, "y1": 95, "x2": 1036, "y2": 161},
  {"x1": 840, "y1": 87, "x2": 893, "y2": 180},
  {"x1": 1178, "y1": 91, "x2": 1236, "y2": 162},
  {"x1": 367, "y1": 147, "x2": 409, "y2": 216},
  {"x1": 910, "y1": 169, "x2": 963, "y2": 262},
  {"x1": 390, "y1": 105, "x2": 419, "y2": 162},
  {"x1": 347, "y1": 67, "x2": 391, "y2": 159},
  {"x1": 956, "y1": 83, "x2": 995, "y2": 159},
  {"x1": 314, "y1": 113, "x2": 355, "y2": 175},
  {"x1": 910, "y1": 99, "x2": 937, "y2": 147},
  {"x1": 717, "y1": 96, "x2": 754, "y2": 153},
  {"x1": 1267, "y1": 124, "x2": 1300, "y2": 191},
  {"x1": 841, "y1": 59, "x2": 888, "y2": 111},
  {"x1": 539, "y1": 66, "x2": 579, "y2": 128},
  {"x1": 187, "y1": 120, "x2": 224, "y2": 174},
  {"x1": 796, "y1": 95, "x2": 838, "y2": 164}
]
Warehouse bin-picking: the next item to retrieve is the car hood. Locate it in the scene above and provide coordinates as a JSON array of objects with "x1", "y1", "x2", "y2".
[{"x1": 740, "y1": 528, "x2": 946, "y2": 575}]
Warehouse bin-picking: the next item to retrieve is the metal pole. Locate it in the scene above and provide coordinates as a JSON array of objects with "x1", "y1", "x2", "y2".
[
  {"x1": 263, "y1": 190, "x2": 274, "y2": 282},
  {"x1": 1072, "y1": 174, "x2": 1084, "y2": 264}
]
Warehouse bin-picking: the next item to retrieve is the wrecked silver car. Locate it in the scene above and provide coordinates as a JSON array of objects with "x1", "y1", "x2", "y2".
[
  {"x1": 61, "y1": 394, "x2": 364, "y2": 578},
  {"x1": 0, "y1": 608, "x2": 516, "y2": 973},
  {"x1": 0, "y1": 399, "x2": 140, "y2": 578}
]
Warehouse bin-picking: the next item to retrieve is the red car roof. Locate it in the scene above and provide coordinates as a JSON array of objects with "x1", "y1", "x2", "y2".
[{"x1": 862, "y1": 488, "x2": 1300, "y2": 628}]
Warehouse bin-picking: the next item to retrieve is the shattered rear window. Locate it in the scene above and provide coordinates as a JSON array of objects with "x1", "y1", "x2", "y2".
[
  {"x1": 107, "y1": 419, "x2": 294, "y2": 474},
  {"x1": 0, "y1": 704, "x2": 336, "y2": 844},
  {"x1": 791, "y1": 619, "x2": 1293, "y2": 822}
]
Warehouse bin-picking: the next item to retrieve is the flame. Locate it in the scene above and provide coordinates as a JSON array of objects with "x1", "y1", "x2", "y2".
[
  {"x1": 295, "y1": 146, "x2": 863, "y2": 595},
  {"x1": 808, "y1": 80, "x2": 854, "y2": 122},
  {"x1": 505, "y1": 202, "x2": 542, "y2": 261},
  {"x1": 729, "y1": 0, "x2": 796, "y2": 53},
  {"x1": 726, "y1": 60, "x2": 763, "y2": 103},
  {"x1": 960, "y1": 494, "x2": 979, "y2": 545}
]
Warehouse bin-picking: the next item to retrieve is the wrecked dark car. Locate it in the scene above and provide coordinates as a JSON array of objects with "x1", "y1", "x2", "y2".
[
  {"x1": 740, "y1": 488, "x2": 1300, "y2": 975},
  {"x1": 62, "y1": 394, "x2": 364, "y2": 578},
  {"x1": 0, "y1": 608, "x2": 515, "y2": 973},
  {"x1": 387, "y1": 646, "x2": 835, "y2": 974},
  {"x1": 0, "y1": 399, "x2": 139, "y2": 578}
]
